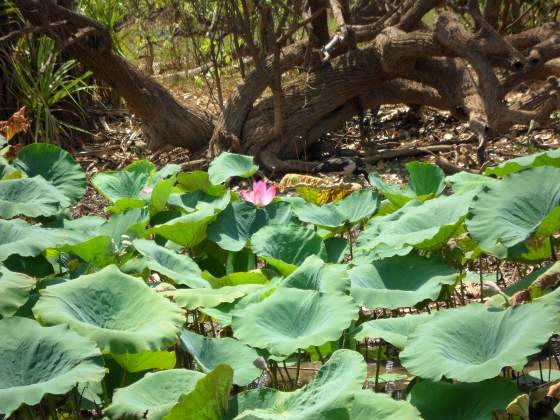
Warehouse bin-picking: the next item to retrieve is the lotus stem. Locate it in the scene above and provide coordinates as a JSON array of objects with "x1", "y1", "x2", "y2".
[
  {"x1": 347, "y1": 228, "x2": 353, "y2": 260},
  {"x1": 269, "y1": 361, "x2": 278, "y2": 389},
  {"x1": 538, "y1": 358, "x2": 544, "y2": 383},
  {"x1": 69, "y1": 385, "x2": 81, "y2": 419},
  {"x1": 315, "y1": 346, "x2": 325, "y2": 364},
  {"x1": 282, "y1": 360, "x2": 293, "y2": 387},
  {"x1": 374, "y1": 342, "x2": 382, "y2": 392},
  {"x1": 551, "y1": 239, "x2": 557, "y2": 261},
  {"x1": 276, "y1": 364, "x2": 287, "y2": 390},
  {"x1": 295, "y1": 350, "x2": 302, "y2": 388},
  {"x1": 479, "y1": 257, "x2": 484, "y2": 303}
]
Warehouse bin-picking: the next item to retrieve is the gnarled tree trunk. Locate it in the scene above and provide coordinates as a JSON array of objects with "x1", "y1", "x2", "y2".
[{"x1": 13, "y1": 0, "x2": 560, "y2": 171}]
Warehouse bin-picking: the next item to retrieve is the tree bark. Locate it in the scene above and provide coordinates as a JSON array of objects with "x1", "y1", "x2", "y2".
[
  {"x1": 11, "y1": 0, "x2": 560, "y2": 171},
  {"x1": 13, "y1": 0, "x2": 215, "y2": 152}
]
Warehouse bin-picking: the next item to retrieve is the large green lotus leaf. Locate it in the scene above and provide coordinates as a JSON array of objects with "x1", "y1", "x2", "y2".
[
  {"x1": 150, "y1": 207, "x2": 218, "y2": 248},
  {"x1": 292, "y1": 190, "x2": 379, "y2": 229},
  {"x1": 208, "y1": 201, "x2": 294, "y2": 252},
  {"x1": 251, "y1": 225, "x2": 328, "y2": 275},
  {"x1": 164, "y1": 364, "x2": 233, "y2": 420},
  {"x1": 169, "y1": 189, "x2": 231, "y2": 214},
  {"x1": 0, "y1": 317, "x2": 105, "y2": 417},
  {"x1": 485, "y1": 149, "x2": 560, "y2": 177},
  {"x1": 400, "y1": 303, "x2": 558, "y2": 382},
  {"x1": 200, "y1": 284, "x2": 277, "y2": 327},
  {"x1": 177, "y1": 171, "x2": 228, "y2": 196},
  {"x1": 352, "y1": 313, "x2": 433, "y2": 349},
  {"x1": 445, "y1": 171, "x2": 499, "y2": 194},
  {"x1": 98, "y1": 207, "x2": 150, "y2": 245},
  {"x1": 232, "y1": 287, "x2": 358, "y2": 356},
  {"x1": 14, "y1": 143, "x2": 86, "y2": 204},
  {"x1": 368, "y1": 162, "x2": 445, "y2": 207},
  {"x1": 356, "y1": 192, "x2": 474, "y2": 259},
  {"x1": 166, "y1": 285, "x2": 262, "y2": 310},
  {"x1": 408, "y1": 378, "x2": 519, "y2": 420},
  {"x1": 0, "y1": 176, "x2": 71, "y2": 218},
  {"x1": 208, "y1": 152, "x2": 258, "y2": 185},
  {"x1": 180, "y1": 329, "x2": 261, "y2": 386},
  {"x1": 466, "y1": 167, "x2": 560, "y2": 257},
  {"x1": 33, "y1": 265, "x2": 185, "y2": 353},
  {"x1": 349, "y1": 390, "x2": 421, "y2": 420},
  {"x1": 104, "y1": 369, "x2": 204, "y2": 420},
  {"x1": 0, "y1": 156, "x2": 20, "y2": 179},
  {"x1": 0, "y1": 266, "x2": 36, "y2": 317},
  {"x1": 348, "y1": 255, "x2": 458, "y2": 310},
  {"x1": 59, "y1": 235, "x2": 116, "y2": 267},
  {"x1": 0, "y1": 219, "x2": 88, "y2": 262},
  {"x1": 203, "y1": 271, "x2": 269, "y2": 288},
  {"x1": 208, "y1": 200, "x2": 263, "y2": 252},
  {"x1": 405, "y1": 161, "x2": 446, "y2": 197},
  {"x1": 111, "y1": 350, "x2": 177, "y2": 373},
  {"x1": 230, "y1": 349, "x2": 366, "y2": 419},
  {"x1": 133, "y1": 239, "x2": 208, "y2": 288},
  {"x1": 280, "y1": 255, "x2": 350, "y2": 294},
  {"x1": 92, "y1": 160, "x2": 155, "y2": 203},
  {"x1": 149, "y1": 175, "x2": 176, "y2": 214}
]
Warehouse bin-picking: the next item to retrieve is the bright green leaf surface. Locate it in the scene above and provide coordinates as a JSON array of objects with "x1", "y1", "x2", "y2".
[
  {"x1": 0, "y1": 317, "x2": 105, "y2": 417},
  {"x1": 408, "y1": 378, "x2": 519, "y2": 420},
  {"x1": 208, "y1": 152, "x2": 258, "y2": 184},
  {"x1": 34, "y1": 265, "x2": 185, "y2": 353},
  {"x1": 400, "y1": 303, "x2": 558, "y2": 382},
  {"x1": 232, "y1": 288, "x2": 358, "y2": 356}
]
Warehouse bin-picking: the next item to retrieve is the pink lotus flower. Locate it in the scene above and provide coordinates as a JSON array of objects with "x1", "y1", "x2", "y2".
[
  {"x1": 239, "y1": 180, "x2": 276, "y2": 207},
  {"x1": 140, "y1": 186, "x2": 153, "y2": 198}
]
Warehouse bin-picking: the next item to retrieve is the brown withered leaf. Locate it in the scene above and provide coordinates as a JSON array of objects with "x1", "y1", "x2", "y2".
[{"x1": 0, "y1": 107, "x2": 28, "y2": 141}]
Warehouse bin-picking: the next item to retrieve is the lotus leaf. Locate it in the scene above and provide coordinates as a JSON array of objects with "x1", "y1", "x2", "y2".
[
  {"x1": 133, "y1": 239, "x2": 208, "y2": 288},
  {"x1": 445, "y1": 171, "x2": 499, "y2": 194},
  {"x1": 208, "y1": 201, "x2": 293, "y2": 252},
  {"x1": 232, "y1": 287, "x2": 358, "y2": 356},
  {"x1": 466, "y1": 167, "x2": 560, "y2": 257},
  {"x1": 0, "y1": 266, "x2": 36, "y2": 317},
  {"x1": 485, "y1": 149, "x2": 560, "y2": 177},
  {"x1": 180, "y1": 329, "x2": 261, "y2": 386},
  {"x1": 292, "y1": 189, "x2": 379, "y2": 229},
  {"x1": 111, "y1": 351, "x2": 177, "y2": 373},
  {"x1": 169, "y1": 189, "x2": 231, "y2": 213},
  {"x1": 368, "y1": 161, "x2": 445, "y2": 207},
  {"x1": 167, "y1": 284, "x2": 261, "y2": 310},
  {"x1": 104, "y1": 369, "x2": 204, "y2": 420},
  {"x1": 33, "y1": 265, "x2": 185, "y2": 353},
  {"x1": 251, "y1": 224, "x2": 328, "y2": 275},
  {"x1": 177, "y1": 170, "x2": 227, "y2": 195},
  {"x1": 149, "y1": 175, "x2": 176, "y2": 214},
  {"x1": 230, "y1": 349, "x2": 366, "y2": 419},
  {"x1": 0, "y1": 317, "x2": 105, "y2": 417},
  {"x1": 348, "y1": 255, "x2": 458, "y2": 309},
  {"x1": 280, "y1": 255, "x2": 350, "y2": 293},
  {"x1": 14, "y1": 143, "x2": 86, "y2": 204},
  {"x1": 203, "y1": 271, "x2": 269, "y2": 288},
  {"x1": 400, "y1": 303, "x2": 557, "y2": 382},
  {"x1": 92, "y1": 160, "x2": 154, "y2": 204},
  {"x1": 356, "y1": 192, "x2": 473, "y2": 259},
  {"x1": 150, "y1": 206, "x2": 218, "y2": 247},
  {"x1": 208, "y1": 152, "x2": 258, "y2": 184},
  {"x1": 0, "y1": 176, "x2": 70, "y2": 218},
  {"x1": 408, "y1": 378, "x2": 519, "y2": 420},
  {"x1": 352, "y1": 313, "x2": 432, "y2": 349},
  {"x1": 349, "y1": 390, "x2": 421, "y2": 419},
  {"x1": 0, "y1": 219, "x2": 87, "y2": 262},
  {"x1": 164, "y1": 364, "x2": 233, "y2": 420}
]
